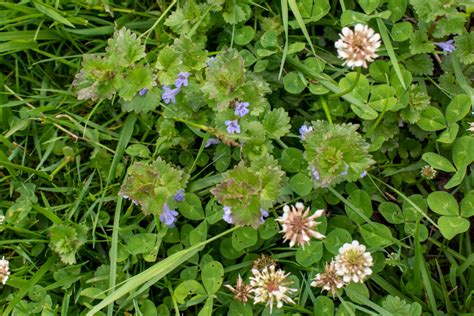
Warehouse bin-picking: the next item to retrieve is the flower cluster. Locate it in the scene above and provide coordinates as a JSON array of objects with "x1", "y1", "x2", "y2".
[
  {"x1": 312, "y1": 241, "x2": 373, "y2": 296},
  {"x1": 159, "y1": 204, "x2": 179, "y2": 227},
  {"x1": 276, "y1": 203, "x2": 325, "y2": 248},
  {"x1": 420, "y1": 165, "x2": 437, "y2": 180},
  {"x1": 225, "y1": 100, "x2": 250, "y2": 134},
  {"x1": 161, "y1": 72, "x2": 190, "y2": 104},
  {"x1": 0, "y1": 257, "x2": 10, "y2": 285},
  {"x1": 250, "y1": 265, "x2": 297, "y2": 313},
  {"x1": 335, "y1": 24, "x2": 381, "y2": 68}
]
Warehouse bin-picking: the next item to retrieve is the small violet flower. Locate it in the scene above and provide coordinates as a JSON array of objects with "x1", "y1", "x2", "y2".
[
  {"x1": 223, "y1": 206, "x2": 233, "y2": 224},
  {"x1": 174, "y1": 189, "x2": 185, "y2": 202},
  {"x1": 258, "y1": 208, "x2": 269, "y2": 225},
  {"x1": 435, "y1": 40, "x2": 455, "y2": 53},
  {"x1": 161, "y1": 86, "x2": 180, "y2": 104},
  {"x1": 339, "y1": 165, "x2": 349, "y2": 176},
  {"x1": 235, "y1": 101, "x2": 250, "y2": 117},
  {"x1": 360, "y1": 170, "x2": 367, "y2": 178},
  {"x1": 299, "y1": 124, "x2": 313, "y2": 140},
  {"x1": 175, "y1": 72, "x2": 190, "y2": 88},
  {"x1": 225, "y1": 120, "x2": 241, "y2": 134},
  {"x1": 138, "y1": 88, "x2": 148, "y2": 96},
  {"x1": 312, "y1": 166, "x2": 320, "y2": 181},
  {"x1": 206, "y1": 56, "x2": 217, "y2": 67},
  {"x1": 160, "y1": 204, "x2": 179, "y2": 227},
  {"x1": 205, "y1": 138, "x2": 221, "y2": 148}
]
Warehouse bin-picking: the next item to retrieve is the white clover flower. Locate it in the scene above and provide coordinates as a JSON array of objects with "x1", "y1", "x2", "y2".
[
  {"x1": 468, "y1": 122, "x2": 474, "y2": 133},
  {"x1": 249, "y1": 265, "x2": 297, "y2": 313},
  {"x1": 224, "y1": 275, "x2": 252, "y2": 303},
  {"x1": 311, "y1": 261, "x2": 345, "y2": 296},
  {"x1": 335, "y1": 24, "x2": 381, "y2": 68},
  {"x1": 420, "y1": 165, "x2": 437, "y2": 180},
  {"x1": 334, "y1": 240, "x2": 373, "y2": 283},
  {"x1": 0, "y1": 257, "x2": 10, "y2": 285},
  {"x1": 276, "y1": 203, "x2": 325, "y2": 248}
]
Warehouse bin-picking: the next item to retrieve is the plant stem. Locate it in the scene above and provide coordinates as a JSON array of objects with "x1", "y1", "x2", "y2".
[
  {"x1": 331, "y1": 67, "x2": 361, "y2": 99},
  {"x1": 320, "y1": 98, "x2": 333, "y2": 127}
]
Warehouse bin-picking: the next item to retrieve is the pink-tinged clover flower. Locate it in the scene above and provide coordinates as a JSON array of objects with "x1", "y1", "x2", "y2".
[{"x1": 335, "y1": 24, "x2": 381, "y2": 68}]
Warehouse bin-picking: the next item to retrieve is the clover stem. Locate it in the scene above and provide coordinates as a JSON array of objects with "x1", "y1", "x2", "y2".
[
  {"x1": 331, "y1": 67, "x2": 361, "y2": 99},
  {"x1": 276, "y1": 138, "x2": 288, "y2": 149},
  {"x1": 320, "y1": 98, "x2": 333, "y2": 127}
]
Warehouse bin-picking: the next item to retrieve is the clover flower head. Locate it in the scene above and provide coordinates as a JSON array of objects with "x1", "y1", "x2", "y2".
[
  {"x1": 138, "y1": 88, "x2": 148, "y2": 96},
  {"x1": 420, "y1": 165, "x2": 437, "y2": 180},
  {"x1": 311, "y1": 261, "x2": 345, "y2": 296},
  {"x1": 235, "y1": 101, "x2": 250, "y2": 117},
  {"x1": 159, "y1": 204, "x2": 179, "y2": 227},
  {"x1": 174, "y1": 189, "x2": 185, "y2": 202},
  {"x1": 249, "y1": 265, "x2": 297, "y2": 313},
  {"x1": 225, "y1": 275, "x2": 253, "y2": 303},
  {"x1": 299, "y1": 124, "x2": 313, "y2": 140},
  {"x1": 175, "y1": 72, "x2": 190, "y2": 88},
  {"x1": 225, "y1": 119, "x2": 241, "y2": 134},
  {"x1": 468, "y1": 122, "x2": 474, "y2": 133},
  {"x1": 0, "y1": 257, "x2": 10, "y2": 285},
  {"x1": 205, "y1": 138, "x2": 220, "y2": 147},
  {"x1": 335, "y1": 24, "x2": 381, "y2": 68},
  {"x1": 223, "y1": 206, "x2": 233, "y2": 224},
  {"x1": 276, "y1": 203, "x2": 325, "y2": 248},
  {"x1": 334, "y1": 240, "x2": 373, "y2": 283},
  {"x1": 435, "y1": 39, "x2": 455, "y2": 53},
  {"x1": 161, "y1": 86, "x2": 180, "y2": 104},
  {"x1": 0, "y1": 215, "x2": 4, "y2": 225},
  {"x1": 252, "y1": 254, "x2": 278, "y2": 271}
]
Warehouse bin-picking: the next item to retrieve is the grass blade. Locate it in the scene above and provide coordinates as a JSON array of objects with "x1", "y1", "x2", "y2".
[{"x1": 287, "y1": 0, "x2": 316, "y2": 57}]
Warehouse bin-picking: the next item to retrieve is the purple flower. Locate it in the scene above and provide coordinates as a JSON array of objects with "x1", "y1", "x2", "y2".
[
  {"x1": 258, "y1": 208, "x2": 269, "y2": 225},
  {"x1": 360, "y1": 170, "x2": 367, "y2": 178},
  {"x1": 175, "y1": 72, "x2": 190, "y2": 88},
  {"x1": 223, "y1": 206, "x2": 233, "y2": 224},
  {"x1": 138, "y1": 88, "x2": 148, "y2": 96},
  {"x1": 160, "y1": 204, "x2": 179, "y2": 227},
  {"x1": 435, "y1": 40, "x2": 455, "y2": 53},
  {"x1": 206, "y1": 56, "x2": 217, "y2": 67},
  {"x1": 225, "y1": 119, "x2": 241, "y2": 134},
  {"x1": 161, "y1": 86, "x2": 180, "y2": 104},
  {"x1": 174, "y1": 189, "x2": 185, "y2": 202},
  {"x1": 205, "y1": 138, "x2": 220, "y2": 148},
  {"x1": 340, "y1": 164, "x2": 349, "y2": 176},
  {"x1": 299, "y1": 124, "x2": 313, "y2": 140},
  {"x1": 235, "y1": 101, "x2": 250, "y2": 117},
  {"x1": 312, "y1": 165, "x2": 320, "y2": 180}
]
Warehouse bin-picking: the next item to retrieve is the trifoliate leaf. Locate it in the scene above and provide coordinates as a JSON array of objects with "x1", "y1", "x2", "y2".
[
  {"x1": 455, "y1": 32, "x2": 474, "y2": 65},
  {"x1": 119, "y1": 158, "x2": 189, "y2": 216},
  {"x1": 262, "y1": 108, "x2": 291, "y2": 139}
]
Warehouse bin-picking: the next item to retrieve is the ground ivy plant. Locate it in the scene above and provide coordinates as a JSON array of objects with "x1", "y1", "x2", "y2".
[{"x1": 0, "y1": 1, "x2": 473, "y2": 315}]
